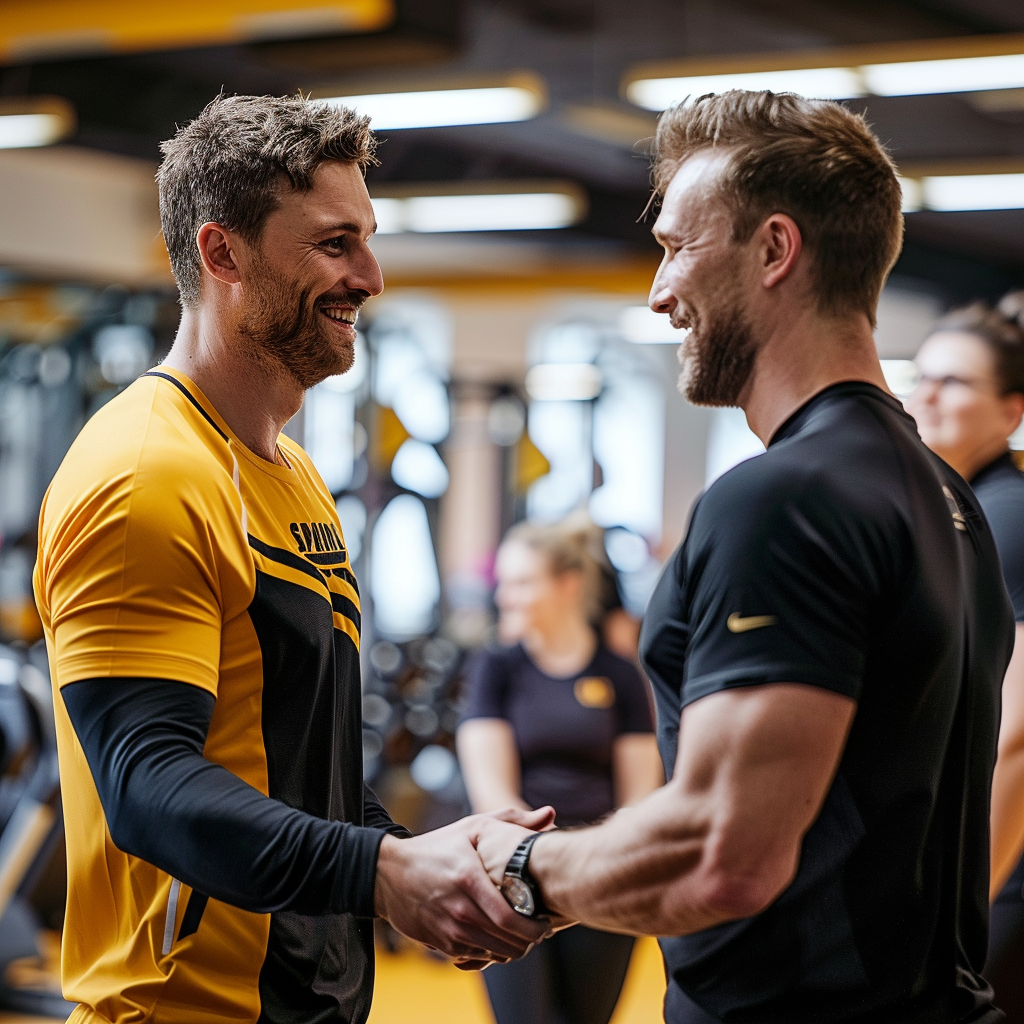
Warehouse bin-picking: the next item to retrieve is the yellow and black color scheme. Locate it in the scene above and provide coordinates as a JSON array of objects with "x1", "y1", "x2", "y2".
[{"x1": 33, "y1": 367, "x2": 388, "y2": 1024}]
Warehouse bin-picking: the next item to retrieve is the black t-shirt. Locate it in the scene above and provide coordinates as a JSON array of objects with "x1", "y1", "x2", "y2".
[
  {"x1": 640, "y1": 382, "x2": 1014, "y2": 1024},
  {"x1": 460, "y1": 642, "x2": 654, "y2": 825},
  {"x1": 972, "y1": 452, "x2": 1024, "y2": 622}
]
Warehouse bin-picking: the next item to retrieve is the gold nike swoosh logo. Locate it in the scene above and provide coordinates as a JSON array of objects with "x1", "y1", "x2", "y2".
[{"x1": 727, "y1": 613, "x2": 778, "y2": 633}]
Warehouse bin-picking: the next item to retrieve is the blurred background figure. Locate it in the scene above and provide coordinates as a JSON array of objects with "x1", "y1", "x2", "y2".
[
  {"x1": 908, "y1": 298, "x2": 1024, "y2": 1022},
  {"x1": 457, "y1": 516, "x2": 661, "y2": 1024}
]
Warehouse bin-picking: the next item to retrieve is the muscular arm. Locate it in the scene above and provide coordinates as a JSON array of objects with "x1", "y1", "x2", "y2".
[
  {"x1": 63, "y1": 677, "x2": 390, "y2": 917},
  {"x1": 477, "y1": 683, "x2": 855, "y2": 936},
  {"x1": 990, "y1": 623, "x2": 1024, "y2": 897},
  {"x1": 456, "y1": 719, "x2": 530, "y2": 813}
]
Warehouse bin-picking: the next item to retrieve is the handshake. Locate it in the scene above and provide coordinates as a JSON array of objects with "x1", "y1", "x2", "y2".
[{"x1": 374, "y1": 806, "x2": 566, "y2": 970}]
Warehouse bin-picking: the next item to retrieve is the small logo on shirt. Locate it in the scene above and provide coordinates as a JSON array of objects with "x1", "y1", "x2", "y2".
[
  {"x1": 941, "y1": 485, "x2": 968, "y2": 532},
  {"x1": 289, "y1": 521, "x2": 347, "y2": 566},
  {"x1": 727, "y1": 613, "x2": 778, "y2": 633},
  {"x1": 574, "y1": 677, "x2": 616, "y2": 710}
]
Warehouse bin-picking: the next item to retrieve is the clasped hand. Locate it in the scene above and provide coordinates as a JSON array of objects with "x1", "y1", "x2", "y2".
[{"x1": 374, "y1": 806, "x2": 553, "y2": 970}]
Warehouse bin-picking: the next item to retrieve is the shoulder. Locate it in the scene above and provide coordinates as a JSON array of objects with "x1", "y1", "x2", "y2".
[
  {"x1": 975, "y1": 462, "x2": 1024, "y2": 520},
  {"x1": 467, "y1": 644, "x2": 524, "y2": 675},
  {"x1": 692, "y1": 449, "x2": 865, "y2": 555},
  {"x1": 40, "y1": 377, "x2": 238, "y2": 553}
]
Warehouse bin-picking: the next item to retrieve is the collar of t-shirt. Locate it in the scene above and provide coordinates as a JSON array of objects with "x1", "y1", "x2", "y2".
[{"x1": 768, "y1": 380, "x2": 904, "y2": 448}]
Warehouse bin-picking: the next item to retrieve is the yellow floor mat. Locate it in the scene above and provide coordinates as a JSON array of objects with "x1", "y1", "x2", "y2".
[
  {"x1": 369, "y1": 936, "x2": 667, "y2": 1024},
  {"x1": 0, "y1": 935, "x2": 667, "y2": 1024}
]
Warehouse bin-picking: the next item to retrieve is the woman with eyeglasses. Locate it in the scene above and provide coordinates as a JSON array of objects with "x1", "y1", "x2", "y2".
[{"x1": 907, "y1": 298, "x2": 1024, "y2": 1021}]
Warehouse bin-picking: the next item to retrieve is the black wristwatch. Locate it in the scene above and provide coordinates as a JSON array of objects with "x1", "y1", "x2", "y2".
[{"x1": 500, "y1": 832, "x2": 546, "y2": 917}]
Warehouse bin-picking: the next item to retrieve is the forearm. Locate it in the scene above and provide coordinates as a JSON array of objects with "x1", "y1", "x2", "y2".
[
  {"x1": 991, "y1": 626, "x2": 1024, "y2": 898},
  {"x1": 990, "y1": 746, "x2": 1024, "y2": 896},
  {"x1": 527, "y1": 791, "x2": 709, "y2": 935},
  {"x1": 457, "y1": 720, "x2": 529, "y2": 813},
  {"x1": 65, "y1": 678, "x2": 384, "y2": 917},
  {"x1": 115, "y1": 750, "x2": 384, "y2": 916}
]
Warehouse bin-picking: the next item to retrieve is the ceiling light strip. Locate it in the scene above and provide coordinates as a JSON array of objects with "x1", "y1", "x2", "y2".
[
  {"x1": 371, "y1": 191, "x2": 583, "y2": 233},
  {"x1": 624, "y1": 38, "x2": 1024, "y2": 108},
  {"x1": 322, "y1": 85, "x2": 544, "y2": 130},
  {"x1": 900, "y1": 173, "x2": 1024, "y2": 212}
]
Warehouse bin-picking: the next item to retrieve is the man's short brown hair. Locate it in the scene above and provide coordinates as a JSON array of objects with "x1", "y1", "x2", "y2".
[
  {"x1": 157, "y1": 93, "x2": 377, "y2": 306},
  {"x1": 653, "y1": 90, "x2": 903, "y2": 325}
]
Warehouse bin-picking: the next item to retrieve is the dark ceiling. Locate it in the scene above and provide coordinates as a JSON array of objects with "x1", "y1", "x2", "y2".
[{"x1": 5, "y1": 0, "x2": 1024, "y2": 300}]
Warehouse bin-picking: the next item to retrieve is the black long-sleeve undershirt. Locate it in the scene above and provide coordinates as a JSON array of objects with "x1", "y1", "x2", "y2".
[{"x1": 62, "y1": 678, "x2": 410, "y2": 919}]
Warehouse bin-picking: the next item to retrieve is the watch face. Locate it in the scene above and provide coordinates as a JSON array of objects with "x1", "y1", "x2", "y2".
[{"x1": 501, "y1": 876, "x2": 536, "y2": 917}]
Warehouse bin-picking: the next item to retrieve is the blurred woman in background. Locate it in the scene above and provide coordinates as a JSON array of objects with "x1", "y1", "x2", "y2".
[
  {"x1": 457, "y1": 517, "x2": 661, "y2": 1024},
  {"x1": 908, "y1": 297, "x2": 1024, "y2": 1021}
]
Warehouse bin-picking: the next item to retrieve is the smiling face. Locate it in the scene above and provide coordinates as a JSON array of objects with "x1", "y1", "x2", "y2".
[
  {"x1": 494, "y1": 539, "x2": 584, "y2": 645},
  {"x1": 648, "y1": 150, "x2": 761, "y2": 407},
  {"x1": 907, "y1": 330, "x2": 1023, "y2": 476},
  {"x1": 234, "y1": 160, "x2": 383, "y2": 390}
]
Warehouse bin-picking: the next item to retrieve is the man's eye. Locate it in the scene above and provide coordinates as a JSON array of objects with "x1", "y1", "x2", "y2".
[{"x1": 323, "y1": 237, "x2": 347, "y2": 251}]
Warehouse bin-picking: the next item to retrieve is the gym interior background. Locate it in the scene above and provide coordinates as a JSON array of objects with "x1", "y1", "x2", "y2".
[{"x1": 2, "y1": 1, "x2": 1024, "y2": 1021}]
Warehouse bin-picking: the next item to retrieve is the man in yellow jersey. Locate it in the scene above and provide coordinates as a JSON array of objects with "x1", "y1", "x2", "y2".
[{"x1": 33, "y1": 94, "x2": 551, "y2": 1024}]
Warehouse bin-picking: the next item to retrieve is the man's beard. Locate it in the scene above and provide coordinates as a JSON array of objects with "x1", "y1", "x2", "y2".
[
  {"x1": 238, "y1": 256, "x2": 360, "y2": 390},
  {"x1": 677, "y1": 302, "x2": 758, "y2": 407}
]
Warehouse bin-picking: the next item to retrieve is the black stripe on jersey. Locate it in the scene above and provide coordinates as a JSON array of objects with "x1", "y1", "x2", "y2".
[
  {"x1": 331, "y1": 567, "x2": 359, "y2": 594},
  {"x1": 248, "y1": 534, "x2": 326, "y2": 584},
  {"x1": 304, "y1": 550, "x2": 348, "y2": 567},
  {"x1": 330, "y1": 592, "x2": 361, "y2": 632},
  {"x1": 177, "y1": 890, "x2": 209, "y2": 941},
  {"x1": 144, "y1": 372, "x2": 229, "y2": 442}
]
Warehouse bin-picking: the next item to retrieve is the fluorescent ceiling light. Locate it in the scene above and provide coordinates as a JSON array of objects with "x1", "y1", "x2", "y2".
[
  {"x1": 0, "y1": 98, "x2": 74, "y2": 148},
  {"x1": 628, "y1": 67, "x2": 862, "y2": 108},
  {"x1": 0, "y1": 113, "x2": 64, "y2": 148},
  {"x1": 322, "y1": 86, "x2": 542, "y2": 130},
  {"x1": 626, "y1": 49, "x2": 1024, "y2": 109},
  {"x1": 901, "y1": 172, "x2": 1024, "y2": 211},
  {"x1": 525, "y1": 363, "x2": 603, "y2": 401},
  {"x1": 619, "y1": 305, "x2": 687, "y2": 344},
  {"x1": 371, "y1": 192, "x2": 582, "y2": 233},
  {"x1": 863, "y1": 53, "x2": 1024, "y2": 97}
]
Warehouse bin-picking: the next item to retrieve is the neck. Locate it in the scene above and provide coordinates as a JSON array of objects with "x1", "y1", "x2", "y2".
[
  {"x1": 162, "y1": 305, "x2": 303, "y2": 463},
  {"x1": 522, "y1": 614, "x2": 597, "y2": 676},
  {"x1": 740, "y1": 305, "x2": 887, "y2": 445},
  {"x1": 944, "y1": 438, "x2": 1009, "y2": 483}
]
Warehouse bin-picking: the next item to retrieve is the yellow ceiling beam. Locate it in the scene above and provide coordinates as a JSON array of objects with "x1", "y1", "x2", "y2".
[
  {"x1": 379, "y1": 261, "x2": 662, "y2": 296},
  {"x1": 0, "y1": 0, "x2": 394, "y2": 62}
]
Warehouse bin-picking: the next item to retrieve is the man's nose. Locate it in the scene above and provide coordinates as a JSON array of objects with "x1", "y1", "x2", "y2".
[
  {"x1": 648, "y1": 278, "x2": 675, "y2": 315},
  {"x1": 343, "y1": 245, "x2": 384, "y2": 299}
]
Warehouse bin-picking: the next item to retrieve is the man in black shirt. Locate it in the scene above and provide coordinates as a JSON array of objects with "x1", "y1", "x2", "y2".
[{"x1": 476, "y1": 90, "x2": 1014, "y2": 1023}]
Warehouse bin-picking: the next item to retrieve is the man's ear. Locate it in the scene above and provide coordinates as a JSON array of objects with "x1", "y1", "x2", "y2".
[
  {"x1": 758, "y1": 213, "x2": 802, "y2": 291},
  {"x1": 196, "y1": 222, "x2": 241, "y2": 287}
]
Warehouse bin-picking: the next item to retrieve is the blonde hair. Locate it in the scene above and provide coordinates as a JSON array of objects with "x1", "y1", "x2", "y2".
[{"x1": 501, "y1": 513, "x2": 614, "y2": 625}]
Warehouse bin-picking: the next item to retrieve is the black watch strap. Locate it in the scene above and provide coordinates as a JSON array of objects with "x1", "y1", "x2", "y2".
[{"x1": 503, "y1": 832, "x2": 547, "y2": 915}]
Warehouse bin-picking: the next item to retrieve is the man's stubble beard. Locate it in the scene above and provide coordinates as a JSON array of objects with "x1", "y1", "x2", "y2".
[
  {"x1": 237, "y1": 255, "x2": 356, "y2": 391},
  {"x1": 677, "y1": 301, "x2": 759, "y2": 408}
]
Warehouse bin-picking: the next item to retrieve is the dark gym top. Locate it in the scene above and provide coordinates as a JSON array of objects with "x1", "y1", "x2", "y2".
[
  {"x1": 972, "y1": 452, "x2": 1024, "y2": 916},
  {"x1": 460, "y1": 642, "x2": 654, "y2": 826},
  {"x1": 972, "y1": 451, "x2": 1024, "y2": 622},
  {"x1": 640, "y1": 382, "x2": 1013, "y2": 1024}
]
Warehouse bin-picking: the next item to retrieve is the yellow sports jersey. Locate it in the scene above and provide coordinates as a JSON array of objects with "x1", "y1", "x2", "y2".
[{"x1": 34, "y1": 367, "x2": 375, "y2": 1024}]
